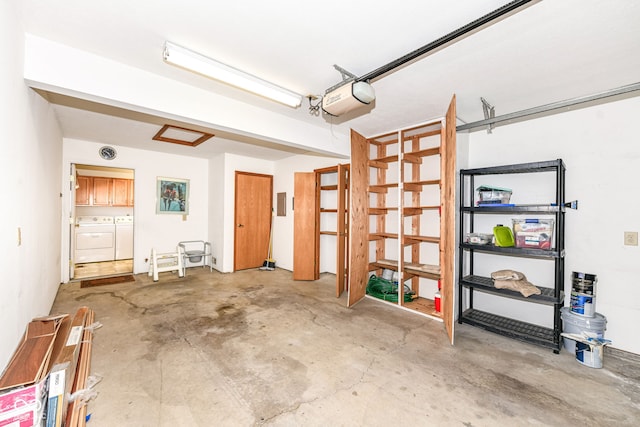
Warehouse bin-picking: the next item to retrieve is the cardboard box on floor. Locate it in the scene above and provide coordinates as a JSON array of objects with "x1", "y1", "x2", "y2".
[{"x1": 0, "y1": 378, "x2": 48, "y2": 427}]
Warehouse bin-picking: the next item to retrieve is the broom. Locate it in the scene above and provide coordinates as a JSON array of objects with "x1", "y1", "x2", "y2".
[{"x1": 260, "y1": 210, "x2": 275, "y2": 271}]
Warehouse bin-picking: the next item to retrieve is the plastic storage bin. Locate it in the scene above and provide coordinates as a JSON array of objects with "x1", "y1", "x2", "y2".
[
  {"x1": 476, "y1": 185, "x2": 512, "y2": 204},
  {"x1": 512, "y1": 218, "x2": 554, "y2": 249},
  {"x1": 465, "y1": 233, "x2": 493, "y2": 245}
]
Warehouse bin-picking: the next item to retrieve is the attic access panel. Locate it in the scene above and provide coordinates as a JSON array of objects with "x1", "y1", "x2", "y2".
[{"x1": 153, "y1": 124, "x2": 214, "y2": 147}]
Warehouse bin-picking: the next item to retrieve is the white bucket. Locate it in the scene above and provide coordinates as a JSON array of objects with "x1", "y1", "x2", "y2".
[
  {"x1": 576, "y1": 341, "x2": 604, "y2": 368},
  {"x1": 560, "y1": 307, "x2": 607, "y2": 353}
]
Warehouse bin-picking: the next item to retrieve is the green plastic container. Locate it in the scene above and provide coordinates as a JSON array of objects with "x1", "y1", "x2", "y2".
[{"x1": 493, "y1": 225, "x2": 515, "y2": 247}]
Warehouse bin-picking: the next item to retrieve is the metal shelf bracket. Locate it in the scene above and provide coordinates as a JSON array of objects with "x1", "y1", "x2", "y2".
[{"x1": 481, "y1": 97, "x2": 495, "y2": 134}]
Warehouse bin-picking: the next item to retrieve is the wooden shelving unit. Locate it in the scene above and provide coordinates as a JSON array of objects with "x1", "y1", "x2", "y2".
[
  {"x1": 316, "y1": 164, "x2": 349, "y2": 296},
  {"x1": 348, "y1": 96, "x2": 457, "y2": 345}
]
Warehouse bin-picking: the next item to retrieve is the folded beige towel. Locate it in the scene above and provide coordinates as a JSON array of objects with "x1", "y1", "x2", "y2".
[
  {"x1": 491, "y1": 269, "x2": 524, "y2": 281},
  {"x1": 491, "y1": 270, "x2": 541, "y2": 297}
]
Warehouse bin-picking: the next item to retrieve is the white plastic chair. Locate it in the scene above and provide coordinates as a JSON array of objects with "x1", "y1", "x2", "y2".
[
  {"x1": 148, "y1": 247, "x2": 185, "y2": 282},
  {"x1": 178, "y1": 240, "x2": 213, "y2": 274}
]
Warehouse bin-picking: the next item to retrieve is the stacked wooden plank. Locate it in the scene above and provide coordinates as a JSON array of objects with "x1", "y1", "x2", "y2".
[
  {"x1": 0, "y1": 315, "x2": 67, "y2": 392},
  {"x1": 47, "y1": 307, "x2": 91, "y2": 427},
  {"x1": 0, "y1": 307, "x2": 97, "y2": 427},
  {"x1": 64, "y1": 309, "x2": 95, "y2": 427}
]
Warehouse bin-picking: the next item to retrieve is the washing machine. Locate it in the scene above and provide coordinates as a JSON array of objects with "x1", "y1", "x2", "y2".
[
  {"x1": 115, "y1": 215, "x2": 134, "y2": 260},
  {"x1": 75, "y1": 216, "x2": 115, "y2": 263}
]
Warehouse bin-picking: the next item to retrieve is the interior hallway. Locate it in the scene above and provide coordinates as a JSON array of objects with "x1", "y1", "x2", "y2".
[{"x1": 51, "y1": 268, "x2": 640, "y2": 426}]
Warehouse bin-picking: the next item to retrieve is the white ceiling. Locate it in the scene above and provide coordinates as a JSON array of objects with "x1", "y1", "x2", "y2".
[{"x1": 17, "y1": 0, "x2": 640, "y2": 160}]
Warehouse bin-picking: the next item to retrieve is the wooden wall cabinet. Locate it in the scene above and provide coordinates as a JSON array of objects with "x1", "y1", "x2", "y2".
[
  {"x1": 112, "y1": 178, "x2": 131, "y2": 206},
  {"x1": 92, "y1": 177, "x2": 112, "y2": 206},
  {"x1": 348, "y1": 96, "x2": 457, "y2": 345},
  {"x1": 75, "y1": 176, "x2": 92, "y2": 206},
  {"x1": 76, "y1": 176, "x2": 134, "y2": 207}
]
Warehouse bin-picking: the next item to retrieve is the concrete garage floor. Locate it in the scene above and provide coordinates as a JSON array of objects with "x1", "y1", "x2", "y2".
[{"x1": 51, "y1": 268, "x2": 640, "y2": 426}]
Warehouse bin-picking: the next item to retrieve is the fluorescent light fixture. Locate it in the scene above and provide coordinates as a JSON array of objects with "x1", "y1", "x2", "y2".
[{"x1": 163, "y1": 42, "x2": 303, "y2": 108}]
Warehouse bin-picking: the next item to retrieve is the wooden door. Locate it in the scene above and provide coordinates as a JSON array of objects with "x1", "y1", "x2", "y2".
[
  {"x1": 92, "y1": 177, "x2": 112, "y2": 206},
  {"x1": 441, "y1": 95, "x2": 457, "y2": 345},
  {"x1": 348, "y1": 129, "x2": 369, "y2": 307},
  {"x1": 234, "y1": 172, "x2": 273, "y2": 271},
  {"x1": 75, "y1": 176, "x2": 91, "y2": 205},
  {"x1": 112, "y1": 179, "x2": 129, "y2": 206},
  {"x1": 293, "y1": 172, "x2": 317, "y2": 280}
]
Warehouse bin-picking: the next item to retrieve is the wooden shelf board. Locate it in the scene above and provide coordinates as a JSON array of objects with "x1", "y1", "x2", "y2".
[
  {"x1": 369, "y1": 160, "x2": 389, "y2": 170},
  {"x1": 406, "y1": 146, "x2": 440, "y2": 158},
  {"x1": 404, "y1": 235, "x2": 440, "y2": 244},
  {"x1": 402, "y1": 154, "x2": 422, "y2": 164},
  {"x1": 371, "y1": 182, "x2": 398, "y2": 189},
  {"x1": 370, "y1": 133, "x2": 399, "y2": 146},
  {"x1": 369, "y1": 233, "x2": 398, "y2": 241},
  {"x1": 404, "y1": 180, "x2": 440, "y2": 192},
  {"x1": 404, "y1": 268, "x2": 440, "y2": 281},
  {"x1": 401, "y1": 128, "x2": 441, "y2": 141},
  {"x1": 371, "y1": 154, "x2": 398, "y2": 163},
  {"x1": 403, "y1": 207, "x2": 423, "y2": 216},
  {"x1": 404, "y1": 262, "x2": 440, "y2": 278},
  {"x1": 321, "y1": 185, "x2": 338, "y2": 190},
  {"x1": 314, "y1": 165, "x2": 338, "y2": 173},
  {"x1": 319, "y1": 231, "x2": 337, "y2": 236},
  {"x1": 403, "y1": 296, "x2": 442, "y2": 318},
  {"x1": 406, "y1": 179, "x2": 440, "y2": 186},
  {"x1": 370, "y1": 259, "x2": 398, "y2": 271},
  {"x1": 369, "y1": 207, "x2": 399, "y2": 215}
]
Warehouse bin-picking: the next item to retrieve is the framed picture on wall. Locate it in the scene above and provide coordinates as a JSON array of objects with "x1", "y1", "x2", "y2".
[{"x1": 156, "y1": 177, "x2": 189, "y2": 214}]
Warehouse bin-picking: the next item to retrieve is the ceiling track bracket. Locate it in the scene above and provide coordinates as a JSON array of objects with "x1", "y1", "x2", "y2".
[
  {"x1": 458, "y1": 81, "x2": 640, "y2": 133},
  {"x1": 480, "y1": 97, "x2": 495, "y2": 134},
  {"x1": 324, "y1": 65, "x2": 358, "y2": 94}
]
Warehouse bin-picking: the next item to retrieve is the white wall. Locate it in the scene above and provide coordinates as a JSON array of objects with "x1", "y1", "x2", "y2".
[
  {"x1": 273, "y1": 155, "x2": 347, "y2": 272},
  {"x1": 0, "y1": 1, "x2": 64, "y2": 370},
  {"x1": 466, "y1": 96, "x2": 640, "y2": 354},
  {"x1": 208, "y1": 154, "x2": 225, "y2": 271},
  {"x1": 62, "y1": 139, "x2": 209, "y2": 280}
]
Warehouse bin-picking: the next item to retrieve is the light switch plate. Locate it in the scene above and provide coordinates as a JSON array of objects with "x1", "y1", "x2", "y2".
[{"x1": 624, "y1": 231, "x2": 638, "y2": 246}]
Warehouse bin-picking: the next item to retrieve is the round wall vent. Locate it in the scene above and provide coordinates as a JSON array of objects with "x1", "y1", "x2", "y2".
[{"x1": 98, "y1": 146, "x2": 117, "y2": 160}]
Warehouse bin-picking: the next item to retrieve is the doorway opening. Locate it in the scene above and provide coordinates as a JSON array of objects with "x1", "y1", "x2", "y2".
[{"x1": 71, "y1": 164, "x2": 135, "y2": 280}]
